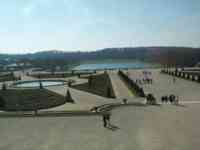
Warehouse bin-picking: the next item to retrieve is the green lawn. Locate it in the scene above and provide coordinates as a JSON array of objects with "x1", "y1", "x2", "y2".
[
  {"x1": 0, "y1": 73, "x2": 18, "y2": 82},
  {"x1": 72, "y1": 73, "x2": 116, "y2": 98},
  {"x1": 0, "y1": 89, "x2": 66, "y2": 111}
]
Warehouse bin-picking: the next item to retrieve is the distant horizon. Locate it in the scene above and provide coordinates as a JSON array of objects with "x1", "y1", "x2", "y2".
[
  {"x1": 0, "y1": 0, "x2": 200, "y2": 54},
  {"x1": 0, "y1": 45, "x2": 200, "y2": 55}
]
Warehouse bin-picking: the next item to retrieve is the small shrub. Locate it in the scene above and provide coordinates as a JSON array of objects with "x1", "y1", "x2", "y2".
[
  {"x1": 39, "y1": 81, "x2": 43, "y2": 89},
  {"x1": 2, "y1": 83, "x2": 7, "y2": 91},
  {"x1": 107, "y1": 86, "x2": 112, "y2": 98},
  {"x1": 0, "y1": 96, "x2": 5, "y2": 108},
  {"x1": 65, "y1": 89, "x2": 74, "y2": 103},
  {"x1": 88, "y1": 75, "x2": 93, "y2": 88}
]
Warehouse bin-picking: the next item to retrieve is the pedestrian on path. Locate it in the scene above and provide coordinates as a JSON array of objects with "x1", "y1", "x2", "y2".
[
  {"x1": 103, "y1": 114, "x2": 107, "y2": 127},
  {"x1": 175, "y1": 96, "x2": 179, "y2": 105},
  {"x1": 106, "y1": 113, "x2": 111, "y2": 127},
  {"x1": 103, "y1": 113, "x2": 111, "y2": 128},
  {"x1": 122, "y1": 98, "x2": 128, "y2": 104}
]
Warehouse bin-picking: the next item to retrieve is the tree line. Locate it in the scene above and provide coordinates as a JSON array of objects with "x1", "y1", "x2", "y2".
[{"x1": 1, "y1": 47, "x2": 200, "y2": 68}]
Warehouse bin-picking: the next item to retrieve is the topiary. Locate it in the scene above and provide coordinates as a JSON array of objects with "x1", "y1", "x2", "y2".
[
  {"x1": 2, "y1": 83, "x2": 7, "y2": 91},
  {"x1": 65, "y1": 89, "x2": 74, "y2": 103},
  {"x1": 0, "y1": 96, "x2": 5, "y2": 108}
]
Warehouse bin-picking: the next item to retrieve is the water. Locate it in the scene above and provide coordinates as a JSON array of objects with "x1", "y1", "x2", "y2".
[
  {"x1": 14, "y1": 80, "x2": 66, "y2": 88},
  {"x1": 74, "y1": 61, "x2": 154, "y2": 70}
]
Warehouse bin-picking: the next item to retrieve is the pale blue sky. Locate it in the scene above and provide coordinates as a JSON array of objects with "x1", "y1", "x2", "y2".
[{"x1": 0, "y1": 0, "x2": 200, "y2": 53}]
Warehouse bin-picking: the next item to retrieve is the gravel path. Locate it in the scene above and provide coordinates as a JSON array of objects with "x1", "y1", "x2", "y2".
[{"x1": 128, "y1": 69, "x2": 200, "y2": 101}]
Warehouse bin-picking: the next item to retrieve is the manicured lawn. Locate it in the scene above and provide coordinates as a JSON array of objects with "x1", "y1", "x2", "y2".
[
  {"x1": 0, "y1": 73, "x2": 18, "y2": 82},
  {"x1": 72, "y1": 73, "x2": 116, "y2": 98},
  {"x1": 0, "y1": 89, "x2": 66, "y2": 111}
]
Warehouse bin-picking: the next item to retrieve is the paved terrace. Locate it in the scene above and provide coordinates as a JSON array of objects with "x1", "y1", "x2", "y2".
[
  {"x1": 1, "y1": 104, "x2": 200, "y2": 150},
  {"x1": 127, "y1": 69, "x2": 200, "y2": 102}
]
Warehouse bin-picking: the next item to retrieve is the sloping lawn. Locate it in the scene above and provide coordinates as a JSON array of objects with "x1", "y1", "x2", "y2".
[
  {"x1": 0, "y1": 73, "x2": 19, "y2": 82},
  {"x1": 0, "y1": 89, "x2": 66, "y2": 111},
  {"x1": 72, "y1": 73, "x2": 116, "y2": 98}
]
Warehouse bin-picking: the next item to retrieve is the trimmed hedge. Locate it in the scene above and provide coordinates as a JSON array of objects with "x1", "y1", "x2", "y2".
[
  {"x1": 0, "y1": 73, "x2": 20, "y2": 82},
  {"x1": 118, "y1": 70, "x2": 145, "y2": 97}
]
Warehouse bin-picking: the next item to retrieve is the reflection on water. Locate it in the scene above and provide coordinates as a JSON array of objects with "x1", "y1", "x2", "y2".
[
  {"x1": 15, "y1": 81, "x2": 65, "y2": 88},
  {"x1": 74, "y1": 61, "x2": 154, "y2": 70}
]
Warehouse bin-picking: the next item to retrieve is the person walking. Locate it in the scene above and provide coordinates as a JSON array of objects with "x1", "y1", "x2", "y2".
[
  {"x1": 122, "y1": 98, "x2": 128, "y2": 104},
  {"x1": 175, "y1": 96, "x2": 179, "y2": 105},
  {"x1": 103, "y1": 114, "x2": 107, "y2": 127},
  {"x1": 106, "y1": 113, "x2": 111, "y2": 127},
  {"x1": 103, "y1": 113, "x2": 111, "y2": 128}
]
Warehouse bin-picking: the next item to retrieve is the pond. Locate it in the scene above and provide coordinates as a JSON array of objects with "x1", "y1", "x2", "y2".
[
  {"x1": 13, "y1": 80, "x2": 67, "y2": 88},
  {"x1": 74, "y1": 60, "x2": 157, "y2": 70}
]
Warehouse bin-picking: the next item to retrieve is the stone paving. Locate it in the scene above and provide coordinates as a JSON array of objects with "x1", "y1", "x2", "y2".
[
  {"x1": 1, "y1": 104, "x2": 200, "y2": 150},
  {"x1": 127, "y1": 69, "x2": 200, "y2": 102}
]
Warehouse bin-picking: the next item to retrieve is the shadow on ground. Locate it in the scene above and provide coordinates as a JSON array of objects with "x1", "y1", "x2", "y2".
[{"x1": 71, "y1": 73, "x2": 116, "y2": 98}]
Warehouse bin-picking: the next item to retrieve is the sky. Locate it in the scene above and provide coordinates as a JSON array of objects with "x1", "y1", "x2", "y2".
[{"x1": 0, "y1": 0, "x2": 200, "y2": 54}]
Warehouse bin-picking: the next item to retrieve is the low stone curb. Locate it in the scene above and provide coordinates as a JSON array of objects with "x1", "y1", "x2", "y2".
[{"x1": 0, "y1": 110, "x2": 106, "y2": 118}]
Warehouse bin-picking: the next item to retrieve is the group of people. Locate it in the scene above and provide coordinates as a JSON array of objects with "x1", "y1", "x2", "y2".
[
  {"x1": 143, "y1": 70, "x2": 152, "y2": 75},
  {"x1": 146, "y1": 93, "x2": 180, "y2": 105},
  {"x1": 134, "y1": 71, "x2": 153, "y2": 85},
  {"x1": 146, "y1": 93, "x2": 157, "y2": 105},
  {"x1": 144, "y1": 78, "x2": 153, "y2": 84},
  {"x1": 135, "y1": 78, "x2": 153, "y2": 85},
  {"x1": 161, "y1": 94, "x2": 179, "y2": 104}
]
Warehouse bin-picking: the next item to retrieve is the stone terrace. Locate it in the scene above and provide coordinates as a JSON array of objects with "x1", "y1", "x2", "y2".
[
  {"x1": 1, "y1": 104, "x2": 200, "y2": 150},
  {"x1": 127, "y1": 69, "x2": 200, "y2": 102}
]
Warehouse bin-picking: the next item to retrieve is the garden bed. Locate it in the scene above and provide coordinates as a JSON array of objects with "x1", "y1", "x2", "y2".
[
  {"x1": 72, "y1": 73, "x2": 115, "y2": 98},
  {"x1": 0, "y1": 89, "x2": 66, "y2": 111}
]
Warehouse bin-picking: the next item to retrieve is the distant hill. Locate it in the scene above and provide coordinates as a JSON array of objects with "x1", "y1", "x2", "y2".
[{"x1": 0, "y1": 47, "x2": 200, "y2": 67}]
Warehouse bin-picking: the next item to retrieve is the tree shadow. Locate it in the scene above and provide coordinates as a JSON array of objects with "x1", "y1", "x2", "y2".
[
  {"x1": 145, "y1": 103, "x2": 162, "y2": 107},
  {"x1": 119, "y1": 102, "x2": 148, "y2": 108},
  {"x1": 71, "y1": 73, "x2": 116, "y2": 98},
  {"x1": 160, "y1": 102, "x2": 186, "y2": 108},
  {"x1": 174, "y1": 103, "x2": 186, "y2": 107},
  {"x1": 153, "y1": 103, "x2": 162, "y2": 107},
  {"x1": 106, "y1": 124, "x2": 120, "y2": 131}
]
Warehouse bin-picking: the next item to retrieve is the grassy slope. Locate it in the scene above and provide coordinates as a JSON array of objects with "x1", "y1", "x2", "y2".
[
  {"x1": 72, "y1": 73, "x2": 116, "y2": 98},
  {"x1": 0, "y1": 89, "x2": 66, "y2": 111}
]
